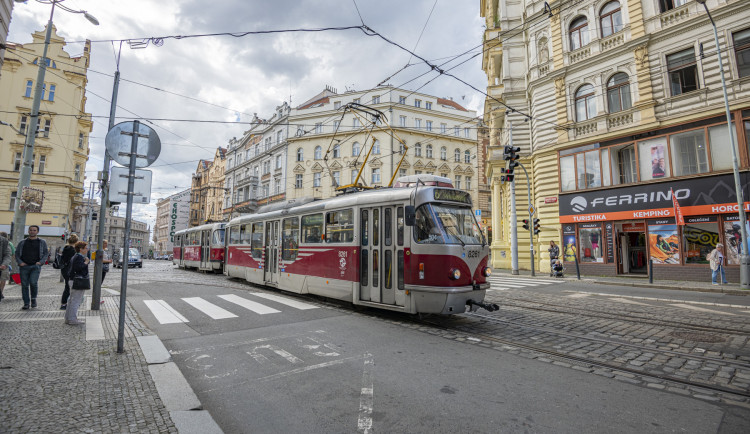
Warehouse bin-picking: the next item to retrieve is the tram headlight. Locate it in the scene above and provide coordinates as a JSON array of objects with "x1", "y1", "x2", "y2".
[
  {"x1": 450, "y1": 268, "x2": 461, "y2": 280},
  {"x1": 482, "y1": 267, "x2": 492, "y2": 277}
]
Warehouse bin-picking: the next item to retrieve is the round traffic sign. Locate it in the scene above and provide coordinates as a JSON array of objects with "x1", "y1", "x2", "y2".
[{"x1": 105, "y1": 121, "x2": 161, "y2": 168}]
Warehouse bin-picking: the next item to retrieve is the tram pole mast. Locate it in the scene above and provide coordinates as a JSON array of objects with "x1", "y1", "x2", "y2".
[{"x1": 508, "y1": 121, "x2": 519, "y2": 275}]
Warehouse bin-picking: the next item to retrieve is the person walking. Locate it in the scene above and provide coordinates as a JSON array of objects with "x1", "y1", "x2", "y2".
[
  {"x1": 548, "y1": 241, "x2": 560, "y2": 276},
  {"x1": 15, "y1": 225, "x2": 49, "y2": 310},
  {"x1": 5, "y1": 234, "x2": 15, "y2": 285},
  {"x1": 101, "y1": 240, "x2": 112, "y2": 282},
  {"x1": 59, "y1": 234, "x2": 78, "y2": 310},
  {"x1": 65, "y1": 241, "x2": 90, "y2": 325},
  {"x1": 0, "y1": 231, "x2": 11, "y2": 301},
  {"x1": 708, "y1": 243, "x2": 729, "y2": 285}
]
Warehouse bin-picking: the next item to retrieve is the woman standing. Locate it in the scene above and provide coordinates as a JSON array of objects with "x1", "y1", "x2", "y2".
[
  {"x1": 548, "y1": 241, "x2": 560, "y2": 276},
  {"x1": 64, "y1": 241, "x2": 90, "y2": 325},
  {"x1": 59, "y1": 234, "x2": 78, "y2": 310},
  {"x1": 707, "y1": 243, "x2": 729, "y2": 285}
]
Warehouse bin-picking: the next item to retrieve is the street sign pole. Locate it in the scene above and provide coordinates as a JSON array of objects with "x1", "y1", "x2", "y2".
[{"x1": 518, "y1": 162, "x2": 534, "y2": 277}]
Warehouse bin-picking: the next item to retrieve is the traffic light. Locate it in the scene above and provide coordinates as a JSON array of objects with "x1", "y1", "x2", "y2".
[
  {"x1": 533, "y1": 218, "x2": 541, "y2": 236},
  {"x1": 522, "y1": 219, "x2": 530, "y2": 230},
  {"x1": 503, "y1": 145, "x2": 520, "y2": 175},
  {"x1": 92, "y1": 212, "x2": 98, "y2": 221},
  {"x1": 500, "y1": 168, "x2": 514, "y2": 183},
  {"x1": 61, "y1": 234, "x2": 66, "y2": 241}
]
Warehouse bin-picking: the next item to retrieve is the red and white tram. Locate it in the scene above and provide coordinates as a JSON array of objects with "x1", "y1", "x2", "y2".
[
  {"x1": 224, "y1": 186, "x2": 495, "y2": 314},
  {"x1": 173, "y1": 223, "x2": 226, "y2": 272}
]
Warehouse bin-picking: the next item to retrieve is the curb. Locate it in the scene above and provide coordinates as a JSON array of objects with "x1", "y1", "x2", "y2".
[{"x1": 583, "y1": 279, "x2": 750, "y2": 295}]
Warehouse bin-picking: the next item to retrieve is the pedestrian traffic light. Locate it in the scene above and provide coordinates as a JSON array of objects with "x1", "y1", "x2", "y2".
[
  {"x1": 92, "y1": 212, "x2": 97, "y2": 221},
  {"x1": 522, "y1": 219, "x2": 529, "y2": 230},
  {"x1": 500, "y1": 168, "x2": 514, "y2": 183},
  {"x1": 61, "y1": 234, "x2": 66, "y2": 241},
  {"x1": 533, "y1": 218, "x2": 541, "y2": 236}
]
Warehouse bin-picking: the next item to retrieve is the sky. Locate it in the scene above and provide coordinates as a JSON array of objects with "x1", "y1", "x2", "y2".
[{"x1": 6, "y1": 0, "x2": 486, "y2": 238}]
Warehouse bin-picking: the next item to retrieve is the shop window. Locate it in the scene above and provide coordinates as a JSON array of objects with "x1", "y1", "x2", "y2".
[
  {"x1": 667, "y1": 48, "x2": 699, "y2": 96},
  {"x1": 301, "y1": 214, "x2": 324, "y2": 243},
  {"x1": 648, "y1": 224, "x2": 680, "y2": 264},
  {"x1": 569, "y1": 16, "x2": 589, "y2": 51},
  {"x1": 325, "y1": 209, "x2": 354, "y2": 243},
  {"x1": 578, "y1": 226, "x2": 603, "y2": 263},
  {"x1": 734, "y1": 29, "x2": 750, "y2": 78},
  {"x1": 670, "y1": 129, "x2": 708, "y2": 176},
  {"x1": 606, "y1": 73, "x2": 631, "y2": 113},
  {"x1": 282, "y1": 217, "x2": 299, "y2": 261},
  {"x1": 683, "y1": 221, "x2": 719, "y2": 264},
  {"x1": 723, "y1": 220, "x2": 743, "y2": 265},
  {"x1": 600, "y1": 1, "x2": 622, "y2": 38},
  {"x1": 638, "y1": 137, "x2": 670, "y2": 181}
]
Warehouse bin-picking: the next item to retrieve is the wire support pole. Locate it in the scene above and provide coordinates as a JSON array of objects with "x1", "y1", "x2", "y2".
[{"x1": 518, "y1": 162, "x2": 534, "y2": 277}]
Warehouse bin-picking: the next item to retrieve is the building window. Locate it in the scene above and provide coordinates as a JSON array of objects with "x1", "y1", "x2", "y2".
[
  {"x1": 295, "y1": 174, "x2": 303, "y2": 188},
  {"x1": 352, "y1": 142, "x2": 361, "y2": 156},
  {"x1": 276, "y1": 130, "x2": 283, "y2": 144},
  {"x1": 607, "y1": 73, "x2": 631, "y2": 113},
  {"x1": 426, "y1": 102, "x2": 432, "y2": 110},
  {"x1": 575, "y1": 84, "x2": 596, "y2": 121},
  {"x1": 74, "y1": 164, "x2": 81, "y2": 182},
  {"x1": 454, "y1": 126, "x2": 460, "y2": 137},
  {"x1": 600, "y1": 2, "x2": 622, "y2": 38},
  {"x1": 78, "y1": 132, "x2": 84, "y2": 149},
  {"x1": 373, "y1": 140, "x2": 380, "y2": 154},
  {"x1": 39, "y1": 155, "x2": 46, "y2": 174},
  {"x1": 425, "y1": 120, "x2": 432, "y2": 132},
  {"x1": 19, "y1": 116, "x2": 28, "y2": 135},
  {"x1": 415, "y1": 170, "x2": 422, "y2": 175},
  {"x1": 334, "y1": 101, "x2": 341, "y2": 109},
  {"x1": 314, "y1": 146, "x2": 322, "y2": 160},
  {"x1": 333, "y1": 120, "x2": 340, "y2": 131},
  {"x1": 372, "y1": 96, "x2": 380, "y2": 104},
  {"x1": 14, "y1": 152, "x2": 22, "y2": 171},
  {"x1": 441, "y1": 123, "x2": 447, "y2": 134},
  {"x1": 734, "y1": 28, "x2": 750, "y2": 78},
  {"x1": 297, "y1": 125, "x2": 304, "y2": 136},
  {"x1": 332, "y1": 144, "x2": 340, "y2": 158},
  {"x1": 372, "y1": 168, "x2": 381, "y2": 184},
  {"x1": 454, "y1": 148, "x2": 461, "y2": 162},
  {"x1": 9, "y1": 192, "x2": 17, "y2": 211},
  {"x1": 400, "y1": 169, "x2": 407, "y2": 177},
  {"x1": 579, "y1": 226, "x2": 603, "y2": 263},
  {"x1": 415, "y1": 143, "x2": 422, "y2": 157},
  {"x1": 255, "y1": 144, "x2": 260, "y2": 156},
  {"x1": 464, "y1": 150, "x2": 471, "y2": 163},
  {"x1": 576, "y1": 150, "x2": 602, "y2": 189},
  {"x1": 353, "y1": 118, "x2": 360, "y2": 129},
  {"x1": 569, "y1": 16, "x2": 590, "y2": 51},
  {"x1": 313, "y1": 172, "x2": 321, "y2": 187},
  {"x1": 315, "y1": 123, "x2": 322, "y2": 134},
  {"x1": 658, "y1": 0, "x2": 688, "y2": 14},
  {"x1": 464, "y1": 128, "x2": 470, "y2": 138},
  {"x1": 612, "y1": 144, "x2": 637, "y2": 185},
  {"x1": 414, "y1": 99, "x2": 421, "y2": 108},
  {"x1": 353, "y1": 98, "x2": 360, "y2": 104},
  {"x1": 297, "y1": 148, "x2": 304, "y2": 162},
  {"x1": 25, "y1": 80, "x2": 33, "y2": 98},
  {"x1": 276, "y1": 155, "x2": 282, "y2": 169},
  {"x1": 332, "y1": 171, "x2": 340, "y2": 186},
  {"x1": 263, "y1": 161, "x2": 271, "y2": 174},
  {"x1": 415, "y1": 119, "x2": 421, "y2": 130},
  {"x1": 399, "y1": 116, "x2": 406, "y2": 127},
  {"x1": 399, "y1": 96, "x2": 406, "y2": 104},
  {"x1": 667, "y1": 48, "x2": 699, "y2": 96},
  {"x1": 351, "y1": 169, "x2": 358, "y2": 184},
  {"x1": 466, "y1": 177, "x2": 472, "y2": 190},
  {"x1": 440, "y1": 146, "x2": 447, "y2": 160},
  {"x1": 47, "y1": 84, "x2": 56, "y2": 102},
  {"x1": 426, "y1": 144, "x2": 433, "y2": 158},
  {"x1": 670, "y1": 129, "x2": 708, "y2": 176},
  {"x1": 40, "y1": 119, "x2": 50, "y2": 138},
  {"x1": 455, "y1": 176, "x2": 461, "y2": 189}
]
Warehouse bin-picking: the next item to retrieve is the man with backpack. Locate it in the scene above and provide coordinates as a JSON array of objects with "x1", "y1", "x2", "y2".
[
  {"x1": 15, "y1": 225, "x2": 49, "y2": 310},
  {"x1": 59, "y1": 234, "x2": 78, "y2": 310}
]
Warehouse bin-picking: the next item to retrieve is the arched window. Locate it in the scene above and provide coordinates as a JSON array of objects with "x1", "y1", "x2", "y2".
[
  {"x1": 464, "y1": 150, "x2": 471, "y2": 163},
  {"x1": 569, "y1": 16, "x2": 589, "y2": 51},
  {"x1": 454, "y1": 148, "x2": 461, "y2": 162},
  {"x1": 426, "y1": 144, "x2": 433, "y2": 158},
  {"x1": 440, "y1": 146, "x2": 447, "y2": 161},
  {"x1": 600, "y1": 2, "x2": 622, "y2": 38},
  {"x1": 352, "y1": 142, "x2": 361, "y2": 156},
  {"x1": 314, "y1": 146, "x2": 322, "y2": 160},
  {"x1": 332, "y1": 143, "x2": 340, "y2": 158},
  {"x1": 373, "y1": 140, "x2": 380, "y2": 154},
  {"x1": 296, "y1": 148, "x2": 304, "y2": 162},
  {"x1": 575, "y1": 84, "x2": 596, "y2": 121},
  {"x1": 607, "y1": 72, "x2": 631, "y2": 113},
  {"x1": 415, "y1": 142, "x2": 422, "y2": 157}
]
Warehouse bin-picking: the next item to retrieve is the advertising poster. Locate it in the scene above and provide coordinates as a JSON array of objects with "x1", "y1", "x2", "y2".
[
  {"x1": 648, "y1": 224, "x2": 680, "y2": 264},
  {"x1": 562, "y1": 224, "x2": 577, "y2": 263},
  {"x1": 723, "y1": 220, "x2": 742, "y2": 265},
  {"x1": 651, "y1": 144, "x2": 666, "y2": 178}
]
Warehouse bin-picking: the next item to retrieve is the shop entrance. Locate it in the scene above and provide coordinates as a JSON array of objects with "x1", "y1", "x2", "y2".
[{"x1": 616, "y1": 222, "x2": 647, "y2": 275}]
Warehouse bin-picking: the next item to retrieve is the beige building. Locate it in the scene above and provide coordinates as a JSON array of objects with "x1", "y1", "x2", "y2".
[
  {"x1": 154, "y1": 188, "x2": 190, "y2": 256},
  {"x1": 286, "y1": 86, "x2": 480, "y2": 204},
  {"x1": 190, "y1": 146, "x2": 227, "y2": 226},
  {"x1": 0, "y1": 0, "x2": 14, "y2": 75},
  {"x1": 481, "y1": 0, "x2": 750, "y2": 280},
  {"x1": 0, "y1": 25, "x2": 92, "y2": 241},
  {"x1": 189, "y1": 160, "x2": 211, "y2": 227}
]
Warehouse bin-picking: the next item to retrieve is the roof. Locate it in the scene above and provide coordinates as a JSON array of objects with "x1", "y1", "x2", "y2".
[
  {"x1": 437, "y1": 98, "x2": 469, "y2": 112},
  {"x1": 298, "y1": 96, "x2": 330, "y2": 110}
]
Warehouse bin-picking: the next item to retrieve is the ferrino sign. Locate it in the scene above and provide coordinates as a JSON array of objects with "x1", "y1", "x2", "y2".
[{"x1": 558, "y1": 173, "x2": 750, "y2": 224}]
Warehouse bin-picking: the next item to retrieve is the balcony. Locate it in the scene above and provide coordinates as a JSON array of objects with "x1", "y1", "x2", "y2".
[{"x1": 236, "y1": 176, "x2": 258, "y2": 188}]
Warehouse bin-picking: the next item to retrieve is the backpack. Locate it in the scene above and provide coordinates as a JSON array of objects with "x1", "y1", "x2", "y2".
[{"x1": 52, "y1": 252, "x2": 62, "y2": 269}]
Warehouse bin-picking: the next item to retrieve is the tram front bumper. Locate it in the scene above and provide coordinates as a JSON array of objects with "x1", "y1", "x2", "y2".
[{"x1": 407, "y1": 284, "x2": 490, "y2": 315}]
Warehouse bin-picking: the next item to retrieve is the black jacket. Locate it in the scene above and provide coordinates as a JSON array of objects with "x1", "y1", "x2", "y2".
[{"x1": 70, "y1": 253, "x2": 89, "y2": 279}]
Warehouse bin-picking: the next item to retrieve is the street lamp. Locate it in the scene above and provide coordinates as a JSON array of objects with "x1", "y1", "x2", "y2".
[
  {"x1": 696, "y1": 0, "x2": 749, "y2": 289},
  {"x1": 10, "y1": 0, "x2": 98, "y2": 246}
]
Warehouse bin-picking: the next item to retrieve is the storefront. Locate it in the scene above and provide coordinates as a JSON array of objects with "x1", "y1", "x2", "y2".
[{"x1": 559, "y1": 173, "x2": 750, "y2": 281}]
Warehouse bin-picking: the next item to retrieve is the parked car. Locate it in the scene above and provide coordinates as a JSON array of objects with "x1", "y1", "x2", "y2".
[{"x1": 113, "y1": 248, "x2": 143, "y2": 268}]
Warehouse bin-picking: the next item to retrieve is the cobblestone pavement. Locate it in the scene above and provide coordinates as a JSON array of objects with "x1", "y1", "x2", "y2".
[{"x1": 0, "y1": 266, "x2": 177, "y2": 433}]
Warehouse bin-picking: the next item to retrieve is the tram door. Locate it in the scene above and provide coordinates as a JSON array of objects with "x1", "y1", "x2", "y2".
[
  {"x1": 264, "y1": 220, "x2": 280, "y2": 284},
  {"x1": 200, "y1": 229, "x2": 210, "y2": 269},
  {"x1": 360, "y1": 207, "x2": 401, "y2": 306}
]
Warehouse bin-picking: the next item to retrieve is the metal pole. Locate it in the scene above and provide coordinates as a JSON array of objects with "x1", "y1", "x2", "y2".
[
  {"x1": 699, "y1": 2, "x2": 750, "y2": 289},
  {"x1": 92, "y1": 70, "x2": 120, "y2": 309},
  {"x1": 508, "y1": 122, "x2": 518, "y2": 275},
  {"x1": 519, "y1": 162, "x2": 534, "y2": 276},
  {"x1": 11, "y1": 3, "x2": 55, "y2": 246},
  {"x1": 117, "y1": 120, "x2": 141, "y2": 353},
  {"x1": 84, "y1": 181, "x2": 95, "y2": 243}
]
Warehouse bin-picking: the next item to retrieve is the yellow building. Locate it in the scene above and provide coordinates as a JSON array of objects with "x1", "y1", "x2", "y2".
[
  {"x1": 0, "y1": 25, "x2": 92, "y2": 247},
  {"x1": 481, "y1": 0, "x2": 750, "y2": 280},
  {"x1": 189, "y1": 146, "x2": 226, "y2": 226}
]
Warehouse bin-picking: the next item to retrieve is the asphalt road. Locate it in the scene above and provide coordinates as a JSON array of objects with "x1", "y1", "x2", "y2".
[{"x1": 109, "y1": 260, "x2": 750, "y2": 433}]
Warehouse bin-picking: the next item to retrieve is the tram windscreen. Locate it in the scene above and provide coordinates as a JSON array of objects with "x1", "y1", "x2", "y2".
[{"x1": 414, "y1": 204, "x2": 485, "y2": 245}]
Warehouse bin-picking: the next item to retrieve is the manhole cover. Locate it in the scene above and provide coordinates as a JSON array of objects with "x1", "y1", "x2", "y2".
[{"x1": 669, "y1": 330, "x2": 726, "y2": 343}]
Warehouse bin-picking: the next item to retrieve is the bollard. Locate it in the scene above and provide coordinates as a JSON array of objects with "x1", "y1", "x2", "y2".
[
  {"x1": 574, "y1": 255, "x2": 580, "y2": 280},
  {"x1": 649, "y1": 259, "x2": 653, "y2": 284}
]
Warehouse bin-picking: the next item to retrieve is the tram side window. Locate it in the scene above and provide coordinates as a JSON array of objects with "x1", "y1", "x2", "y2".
[
  {"x1": 241, "y1": 224, "x2": 253, "y2": 245},
  {"x1": 213, "y1": 229, "x2": 225, "y2": 245},
  {"x1": 282, "y1": 217, "x2": 299, "y2": 261},
  {"x1": 325, "y1": 209, "x2": 354, "y2": 243},
  {"x1": 229, "y1": 226, "x2": 241, "y2": 245},
  {"x1": 251, "y1": 223, "x2": 263, "y2": 258},
  {"x1": 384, "y1": 208, "x2": 392, "y2": 246},
  {"x1": 397, "y1": 207, "x2": 404, "y2": 246},
  {"x1": 301, "y1": 214, "x2": 324, "y2": 243}
]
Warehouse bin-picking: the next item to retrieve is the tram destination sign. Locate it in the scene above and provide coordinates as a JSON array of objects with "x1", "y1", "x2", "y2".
[{"x1": 433, "y1": 189, "x2": 472, "y2": 205}]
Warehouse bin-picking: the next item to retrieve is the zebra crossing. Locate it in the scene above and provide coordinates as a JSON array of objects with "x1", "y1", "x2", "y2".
[
  {"x1": 486, "y1": 275, "x2": 562, "y2": 291},
  {"x1": 143, "y1": 292, "x2": 319, "y2": 324}
]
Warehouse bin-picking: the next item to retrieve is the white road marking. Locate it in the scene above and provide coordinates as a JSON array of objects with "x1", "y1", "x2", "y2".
[
  {"x1": 490, "y1": 277, "x2": 558, "y2": 284},
  {"x1": 248, "y1": 344, "x2": 303, "y2": 364},
  {"x1": 182, "y1": 297, "x2": 238, "y2": 319},
  {"x1": 608, "y1": 297, "x2": 650, "y2": 306},
  {"x1": 668, "y1": 304, "x2": 737, "y2": 316},
  {"x1": 143, "y1": 299, "x2": 189, "y2": 324},
  {"x1": 249, "y1": 292, "x2": 319, "y2": 310},
  {"x1": 218, "y1": 294, "x2": 280, "y2": 315},
  {"x1": 103, "y1": 288, "x2": 120, "y2": 295},
  {"x1": 566, "y1": 293, "x2": 591, "y2": 298},
  {"x1": 357, "y1": 353, "x2": 374, "y2": 434}
]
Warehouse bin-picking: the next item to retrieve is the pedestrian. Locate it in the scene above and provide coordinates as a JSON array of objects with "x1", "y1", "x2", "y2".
[
  {"x1": 5, "y1": 233, "x2": 15, "y2": 285},
  {"x1": 101, "y1": 240, "x2": 112, "y2": 282},
  {"x1": 0, "y1": 231, "x2": 11, "y2": 301},
  {"x1": 548, "y1": 240, "x2": 560, "y2": 276},
  {"x1": 15, "y1": 225, "x2": 49, "y2": 310},
  {"x1": 707, "y1": 243, "x2": 729, "y2": 285},
  {"x1": 59, "y1": 234, "x2": 78, "y2": 310},
  {"x1": 65, "y1": 241, "x2": 90, "y2": 325}
]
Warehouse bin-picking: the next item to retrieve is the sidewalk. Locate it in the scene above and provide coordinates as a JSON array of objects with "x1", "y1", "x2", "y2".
[
  {"x1": 0, "y1": 267, "x2": 216, "y2": 433},
  {"x1": 490, "y1": 267, "x2": 750, "y2": 296}
]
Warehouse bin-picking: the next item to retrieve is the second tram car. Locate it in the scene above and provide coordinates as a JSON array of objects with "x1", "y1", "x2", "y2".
[
  {"x1": 224, "y1": 186, "x2": 494, "y2": 314},
  {"x1": 173, "y1": 223, "x2": 226, "y2": 272}
]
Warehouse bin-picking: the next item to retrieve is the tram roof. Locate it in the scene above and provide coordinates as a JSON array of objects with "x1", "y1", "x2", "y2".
[{"x1": 174, "y1": 222, "x2": 225, "y2": 236}]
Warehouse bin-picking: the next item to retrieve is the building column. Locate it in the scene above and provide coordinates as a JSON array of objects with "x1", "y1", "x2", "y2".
[{"x1": 492, "y1": 178, "x2": 501, "y2": 244}]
